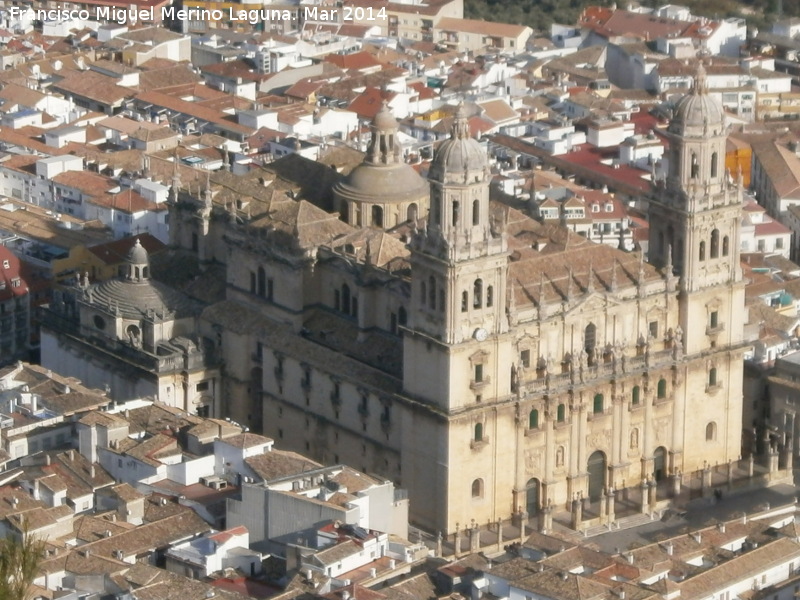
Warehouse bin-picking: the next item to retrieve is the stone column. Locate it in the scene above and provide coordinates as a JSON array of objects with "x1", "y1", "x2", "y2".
[
  {"x1": 571, "y1": 496, "x2": 583, "y2": 531},
  {"x1": 606, "y1": 487, "x2": 616, "y2": 525},
  {"x1": 640, "y1": 478, "x2": 649, "y2": 514},
  {"x1": 514, "y1": 508, "x2": 528, "y2": 538},
  {"x1": 599, "y1": 488, "x2": 607, "y2": 525},
  {"x1": 671, "y1": 470, "x2": 681, "y2": 498},
  {"x1": 769, "y1": 448, "x2": 780, "y2": 474},
  {"x1": 726, "y1": 460, "x2": 734, "y2": 489},
  {"x1": 436, "y1": 531, "x2": 442, "y2": 558},
  {"x1": 649, "y1": 479, "x2": 658, "y2": 509},
  {"x1": 470, "y1": 522, "x2": 480, "y2": 554},
  {"x1": 496, "y1": 519, "x2": 504, "y2": 552},
  {"x1": 540, "y1": 502, "x2": 552, "y2": 534},
  {"x1": 454, "y1": 524, "x2": 462, "y2": 558},
  {"x1": 747, "y1": 454, "x2": 754, "y2": 478},
  {"x1": 701, "y1": 465, "x2": 712, "y2": 497}
]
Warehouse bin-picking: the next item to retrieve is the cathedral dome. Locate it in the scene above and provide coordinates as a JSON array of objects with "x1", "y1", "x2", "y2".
[
  {"x1": 88, "y1": 278, "x2": 198, "y2": 320},
  {"x1": 429, "y1": 104, "x2": 488, "y2": 183},
  {"x1": 127, "y1": 238, "x2": 149, "y2": 266},
  {"x1": 668, "y1": 63, "x2": 725, "y2": 137},
  {"x1": 334, "y1": 103, "x2": 428, "y2": 206},
  {"x1": 85, "y1": 239, "x2": 199, "y2": 320}
]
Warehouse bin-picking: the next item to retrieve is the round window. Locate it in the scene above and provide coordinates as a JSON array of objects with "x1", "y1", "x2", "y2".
[{"x1": 93, "y1": 315, "x2": 105, "y2": 330}]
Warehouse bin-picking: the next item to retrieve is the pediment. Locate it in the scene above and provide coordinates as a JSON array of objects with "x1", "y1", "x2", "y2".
[{"x1": 564, "y1": 291, "x2": 620, "y2": 317}]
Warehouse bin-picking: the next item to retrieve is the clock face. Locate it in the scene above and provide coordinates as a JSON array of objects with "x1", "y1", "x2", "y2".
[{"x1": 474, "y1": 328, "x2": 488, "y2": 342}]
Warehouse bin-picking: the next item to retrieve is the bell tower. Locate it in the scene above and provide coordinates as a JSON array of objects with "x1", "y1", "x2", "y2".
[
  {"x1": 649, "y1": 63, "x2": 742, "y2": 297},
  {"x1": 404, "y1": 105, "x2": 510, "y2": 410},
  {"x1": 647, "y1": 62, "x2": 745, "y2": 480}
]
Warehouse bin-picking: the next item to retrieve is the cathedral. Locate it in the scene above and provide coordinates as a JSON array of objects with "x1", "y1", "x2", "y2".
[{"x1": 116, "y1": 69, "x2": 744, "y2": 534}]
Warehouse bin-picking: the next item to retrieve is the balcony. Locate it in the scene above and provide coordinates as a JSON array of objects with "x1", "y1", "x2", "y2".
[
  {"x1": 524, "y1": 348, "x2": 675, "y2": 396},
  {"x1": 358, "y1": 403, "x2": 369, "y2": 418},
  {"x1": 470, "y1": 437, "x2": 489, "y2": 450},
  {"x1": 470, "y1": 376, "x2": 490, "y2": 391}
]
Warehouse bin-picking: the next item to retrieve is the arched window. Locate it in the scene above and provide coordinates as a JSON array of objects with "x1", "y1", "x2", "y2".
[
  {"x1": 593, "y1": 394, "x2": 604, "y2": 414},
  {"x1": 722, "y1": 236, "x2": 729, "y2": 257},
  {"x1": 472, "y1": 478, "x2": 484, "y2": 498},
  {"x1": 709, "y1": 367, "x2": 717, "y2": 387},
  {"x1": 699, "y1": 241, "x2": 705, "y2": 261},
  {"x1": 585, "y1": 323, "x2": 596, "y2": 358},
  {"x1": 474, "y1": 422, "x2": 483, "y2": 442},
  {"x1": 473, "y1": 279, "x2": 483, "y2": 309},
  {"x1": 452, "y1": 200, "x2": 460, "y2": 226},
  {"x1": 710, "y1": 152, "x2": 718, "y2": 178},
  {"x1": 710, "y1": 229, "x2": 719, "y2": 259},
  {"x1": 371, "y1": 205, "x2": 383, "y2": 228},
  {"x1": 557, "y1": 403, "x2": 566, "y2": 423},
  {"x1": 461, "y1": 291, "x2": 468, "y2": 312},
  {"x1": 432, "y1": 193, "x2": 441, "y2": 225},
  {"x1": 472, "y1": 199, "x2": 480, "y2": 225},
  {"x1": 486, "y1": 286, "x2": 494, "y2": 308},
  {"x1": 257, "y1": 266, "x2": 266, "y2": 297},
  {"x1": 632, "y1": 385, "x2": 640, "y2": 405},
  {"x1": 428, "y1": 276, "x2": 436, "y2": 309},
  {"x1": 398, "y1": 306, "x2": 407, "y2": 326},
  {"x1": 691, "y1": 152, "x2": 699, "y2": 178},
  {"x1": 706, "y1": 421, "x2": 717, "y2": 441},
  {"x1": 529, "y1": 409, "x2": 539, "y2": 429},
  {"x1": 657, "y1": 378, "x2": 667, "y2": 399},
  {"x1": 439, "y1": 289, "x2": 445, "y2": 312},
  {"x1": 342, "y1": 284, "x2": 351, "y2": 314},
  {"x1": 407, "y1": 203, "x2": 418, "y2": 223}
]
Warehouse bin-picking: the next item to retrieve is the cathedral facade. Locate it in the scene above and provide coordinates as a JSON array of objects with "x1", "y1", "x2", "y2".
[{"x1": 169, "y1": 80, "x2": 745, "y2": 534}]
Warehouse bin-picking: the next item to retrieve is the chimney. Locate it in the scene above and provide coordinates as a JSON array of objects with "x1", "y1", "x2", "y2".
[
  {"x1": 90, "y1": 466, "x2": 95, "y2": 478},
  {"x1": 665, "y1": 542, "x2": 673, "y2": 556},
  {"x1": 691, "y1": 532, "x2": 702, "y2": 543},
  {"x1": 45, "y1": 455, "x2": 51, "y2": 466},
  {"x1": 625, "y1": 552, "x2": 634, "y2": 564},
  {"x1": 369, "y1": 567, "x2": 376, "y2": 578},
  {"x1": 68, "y1": 450, "x2": 74, "y2": 461},
  {"x1": 717, "y1": 522, "x2": 726, "y2": 533},
  {"x1": 341, "y1": 591, "x2": 350, "y2": 600}
]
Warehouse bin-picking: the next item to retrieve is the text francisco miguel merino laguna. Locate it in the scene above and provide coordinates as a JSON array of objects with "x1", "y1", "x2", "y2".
[{"x1": 7, "y1": 4, "x2": 387, "y2": 25}]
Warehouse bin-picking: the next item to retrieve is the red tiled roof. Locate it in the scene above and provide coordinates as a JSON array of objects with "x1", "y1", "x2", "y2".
[
  {"x1": 755, "y1": 220, "x2": 791, "y2": 236},
  {"x1": 0, "y1": 246, "x2": 29, "y2": 301},
  {"x1": 324, "y1": 51, "x2": 382, "y2": 71},
  {"x1": 86, "y1": 233, "x2": 165, "y2": 265},
  {"x1": 348, "y1": 88, "x2": 397, "y2": 119}
]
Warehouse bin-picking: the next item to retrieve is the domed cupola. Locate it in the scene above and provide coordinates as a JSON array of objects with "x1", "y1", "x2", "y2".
[
  {"x1": 333, "y1": 101, "x2": 429, "y2": 229},
  {"x1": 667, "y1": 62, "x2": 725, "y2": 139},
  {"x1": 429, "y1": 103, "x2": 489, "y2": 185},
  {"x1": 125, "y1": 238, "x2": 150, "y2": 282}
]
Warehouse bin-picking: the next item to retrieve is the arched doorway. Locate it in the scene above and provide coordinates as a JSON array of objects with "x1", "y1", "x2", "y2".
[
  {"x1": 587, "y1": 450, "x2": 606, "y2": 501},
  {"x1": 525, "y1": 478, "x2": 539, "y2": 516},
  {"x1": 653, "y1": 446, "x2": 667, "y2": 481}
]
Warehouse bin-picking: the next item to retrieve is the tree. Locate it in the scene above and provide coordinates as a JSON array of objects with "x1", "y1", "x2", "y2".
[{"x1": 0, "y1": 521, "x2": 46, "y2": 600}]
